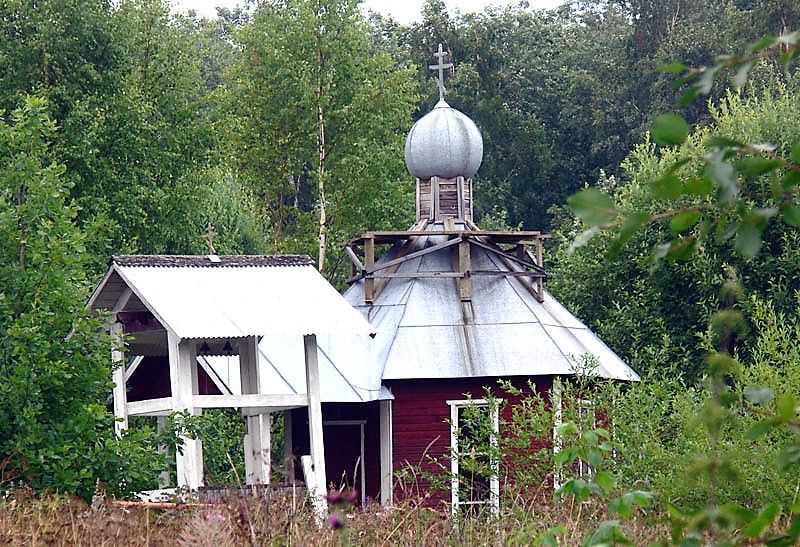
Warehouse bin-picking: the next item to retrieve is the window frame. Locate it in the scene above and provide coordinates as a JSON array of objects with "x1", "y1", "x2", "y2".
[{"x1": 446, "y1": 398, "x2": 502, "y2": 516}]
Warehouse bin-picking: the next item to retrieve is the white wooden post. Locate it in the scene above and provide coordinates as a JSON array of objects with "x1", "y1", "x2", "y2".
[
  {"x1": 240, "y1": 336, "x2": 271, "y2": 484},
  {"x1": 303, "y1": 334, "x2": 328, "y2": 511},
  {"x1": 379, "y1": 399, "x2": 393, "y2": 506},
  {"x1": 168, "y1": 331, "x2": 203, "y2": 490},
  {"x1": 111, "y1": 321, "x2": 128, "y2": 436},
  {"x1": 552, "y1": 378, "x2": 563, "y2": 491}
]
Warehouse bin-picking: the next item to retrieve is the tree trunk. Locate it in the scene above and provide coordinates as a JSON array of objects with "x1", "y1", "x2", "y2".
[
  {"x1": 317, "y1": 102, "x2": 327, "y2": 272},
  {"x1": 315, "y1": 9, "x2": 327, "y2": 273}
]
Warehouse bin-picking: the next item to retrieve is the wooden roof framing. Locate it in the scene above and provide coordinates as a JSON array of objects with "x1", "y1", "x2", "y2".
[{"x1": 344, "y1": 222, "x2": 550, "y2": 303}]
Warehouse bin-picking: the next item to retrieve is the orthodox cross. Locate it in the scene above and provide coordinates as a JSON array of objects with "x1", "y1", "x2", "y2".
[
  {"x1": 204, "y1": 221, "x2": 217, "y2": 255},
  {"x1": 429, "y1": 43, "x2": 453, "y2": 100}
]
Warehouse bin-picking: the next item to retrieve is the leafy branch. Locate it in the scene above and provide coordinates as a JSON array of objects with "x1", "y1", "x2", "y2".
[{"x1": 568, "y1": 30, "x2": 800, "y2": 265}]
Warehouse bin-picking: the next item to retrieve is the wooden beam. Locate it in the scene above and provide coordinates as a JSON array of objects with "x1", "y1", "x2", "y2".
[
  {"x1": 127, "y1": 397, "x2": 173, "y2": 416},
  {"x1": 371, "y1": 272, "x2": 463, "y2": 279},
  {"x1": 458, "y1": 238, "x2": 472, "y2": 301},
  {"x1": 124, "y1": 355, "x2": 144, "y2": 382},
  {"x1": 169, "y1": 333, "x2": 203, "y2": 489},
  {"x1": 193, "y1": 394, "x2": 308, "y2": 409},
  {"x1": 536, "y1": 237, "x2": 545, "y2": 302},
  {"x1": 471, "y1": 270, "x2": 546, "y2": 278},
  {"x1": 240, "y1": 335, "x2": 270, "y2": 485},
  {"x1": 303, "y1": 334, "x2": 328, "y2": 512},
  {"x1": 365, "y1": 237, "x2": 461, "y2": 276},
  {"x1": 379, "y1": 400, "x2": 393, "y2": 507},
  {"x1": 112, "y1": 287, "x2": 133, "y2": 313},
  {"x1": 348, "y1": 229, "x2": 546, "y2": 246},
  {"x1": 372, "y1": 220, "x2": 429, "y2": 301},
  {"x1": 344, "y1": 245, "x2": 364, "y2": 272},
  {"x1": 364, "y1": 235, "x2": 375, "y2": 304},
  {"x1": 469, "y1": 238, "x2": 545, "y2": 273},
  {"x1": 111, "y1": 322, "x2": 128, "y2": 436}
]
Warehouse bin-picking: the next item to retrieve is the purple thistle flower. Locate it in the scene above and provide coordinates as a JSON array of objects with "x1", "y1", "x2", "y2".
[
  {"x1": 325, "y1": 491, "x2": 343, "y2": 504},
  {"x1": 327, "y1": 514, "x2": 344, "y2": 530}
]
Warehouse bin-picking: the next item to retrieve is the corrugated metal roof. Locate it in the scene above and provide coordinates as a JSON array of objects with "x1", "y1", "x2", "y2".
[
  {"x1": 202, "y1": 333, "x2": 391, "y2": 403},
  {"x1": 91, "y1": 259, "x2": 375, "y2": 339},
  {"x1": 112, "y1": 255, "x2": 313, "y2": 268},
  {"x1": 337, "y1": 226, "x2": 639, "y2": 382}
]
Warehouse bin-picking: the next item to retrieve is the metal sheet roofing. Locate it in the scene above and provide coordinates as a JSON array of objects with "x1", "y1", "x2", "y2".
[
  {"x1": 340, "y1": 227, "x2": 639, "y2": 382},
  {"x1": 90, "y1": 256, "x2": 375, "y2": 339},
  {"x1": 202, "y1": 333, "x2": 390, "y2": 403}
]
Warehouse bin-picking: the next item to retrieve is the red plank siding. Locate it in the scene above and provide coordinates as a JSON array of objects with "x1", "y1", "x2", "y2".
[{"x1": 387, "y1": 376, "x2": 555, "y2": 510}]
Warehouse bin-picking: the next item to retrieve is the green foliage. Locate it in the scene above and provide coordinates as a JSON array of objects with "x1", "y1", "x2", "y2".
[
  {"x1": 0, "y1": 98, "x2": 162, "y2": 499},
  {"x1": 551, "y1": 80, "x2": 800, "y2": 380},
  {"x1": 173, "y1": 409, "x2": 246, "y2": 486},
  {"x1": 225, "y1": 0, "x2": 417, "y2": 283}
]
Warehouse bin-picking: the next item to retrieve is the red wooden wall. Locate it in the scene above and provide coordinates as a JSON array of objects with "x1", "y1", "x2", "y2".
[
  {"x1": 387, "y1": 375, "x2": 555, "y2": 510},
  {"x1": 289, "y1": 402, "x2": 382, "y2": 504}
]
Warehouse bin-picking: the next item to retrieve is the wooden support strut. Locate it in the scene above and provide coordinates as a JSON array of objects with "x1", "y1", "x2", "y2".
[
  {"x1": 458, "y1": 236, "x2": 472, "y2": 301},
  {"x1": 347, "y1": 237, "x2": 462, "y2": 285},
  {"x1": 303, "y1": 334, "x2": 328, "y2": 513},
  {"x1": 111, "y1": 322, "x2": 128, "y2": 436},
  {"x1": 364, "y1": 235, "x2": 375, "y2": 303}
]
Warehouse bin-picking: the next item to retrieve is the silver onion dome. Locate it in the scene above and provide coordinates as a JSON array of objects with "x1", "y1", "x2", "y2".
[{"x1": 404, "y1": 99, "x2": 483, "y2": 180}]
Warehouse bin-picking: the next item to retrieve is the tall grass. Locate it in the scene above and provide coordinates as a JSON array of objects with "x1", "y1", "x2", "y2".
[{"x1": 0, "y1": 489, "x2": 668, "y2": 546}]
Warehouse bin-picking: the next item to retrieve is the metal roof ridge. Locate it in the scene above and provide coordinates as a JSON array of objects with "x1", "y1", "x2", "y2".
[{"x1": 111, "y1": 254, "x2": 314, "y2": 268}]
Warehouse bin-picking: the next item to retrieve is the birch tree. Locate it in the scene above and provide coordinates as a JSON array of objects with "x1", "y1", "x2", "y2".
[{"x1": 227, "y1": 0, "x2": 417, "y2": 279}]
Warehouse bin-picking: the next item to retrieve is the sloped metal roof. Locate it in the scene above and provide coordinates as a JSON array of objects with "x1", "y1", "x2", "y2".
[
  {"x1": 89, "y1": 256, "x2": 375, "y2": 339},
  {"x1": 201, "y1": 333, "x2": 392, "y2": 403},
  {"x1": 342, "y1": 225, "x2": 639, "y2": 382}
]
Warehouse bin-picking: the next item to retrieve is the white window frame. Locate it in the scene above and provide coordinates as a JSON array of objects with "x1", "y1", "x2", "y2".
[
  {"x1": 446, "y1": 398, "x2": 501, "y2": 516},
  {"x1": 575, "y1": 397, "x2": 596, "y2": 478}
]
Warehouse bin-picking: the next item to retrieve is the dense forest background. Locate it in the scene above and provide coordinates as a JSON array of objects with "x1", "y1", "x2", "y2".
[{"x1": 1, "y1": 0, "x2": 800, "y2": 516}]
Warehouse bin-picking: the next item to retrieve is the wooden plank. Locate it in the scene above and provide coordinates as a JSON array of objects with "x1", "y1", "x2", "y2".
[
  {"x1": 471, "y1": 270, "x2": 547, "y2": 278},
  {"x1": 349, "y1": 230, "x2": 547, "y2": 246},
  {"x1": 372, "y1": 219, "x2": 429, "y2": 301},
  {"x1": 470, "y1": 239, "x2": 545, "y2": 273},
  {"x1": 111, "y1": 322, "x2": 128, "y2": 436},
  {"x1": 347, "y1": 237, "x2": 461, "y2": 285},
  {"x1": 364, "y1": 235, "x2": 375, "y2": 303},
  {"x1": 193, "y1": 394, "x2": 308, "y2": 409},
  {"x1": 372, "y1": 272, "x2": 463, "y2": 279},
  {"x1": 303, "y1": 335, "x2": 328, "y2": 511},
  {"x1": 368, "y1": 237, "x2": 460, "y2": 275},
  {"x1": 127, "y1": 397, "x2": 173, "y2": 416},
  {"x1": 112, "y1": 287, "x2": 133, "y2": 313},
  {"x1": 458, "y1": 239, "x2": 472, "y2": 301},
  {"x1": 433, "y1": 176, "x2": 440, "y2": 221},
  {"x1": 124, "y1": 355, "x2": 144, "y2": 382},
  {"x1": 379, "y1": 400, "x2": 393, "y2": 507},
  {"x1": 415, "y1": 177, "x2": 420, "y2": 221},
  {"x1": 169, "y1": 333, "x2": 203, "y2": 489},
  {"x1": 344, "y1": 245, "x2": 364, "y2": 272},
  {"x1": 536, "y1": 238, "x2": 545, "y2": 302}
]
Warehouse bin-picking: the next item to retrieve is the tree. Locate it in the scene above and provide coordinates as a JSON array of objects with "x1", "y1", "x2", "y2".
[
  {"x1": 226, "y1": 0, "x2": 418, "y2": 281},
  {"x1": 0, "y1": 98, "x2": 162, "y2": 498}
]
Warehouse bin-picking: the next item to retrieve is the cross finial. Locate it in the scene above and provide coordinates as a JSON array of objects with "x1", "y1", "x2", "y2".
[
  {"x1": 204, "y1": 221, "x2": 217, "y2": 255},
  {"x1": 429, "y1": 43, "x2": 453, "y2": 100}
]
